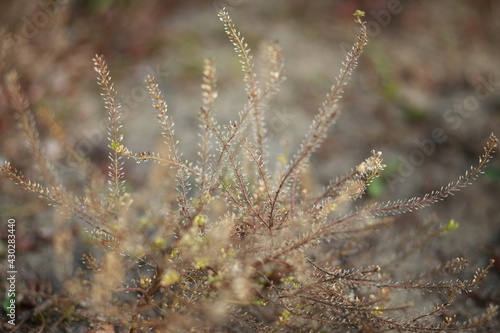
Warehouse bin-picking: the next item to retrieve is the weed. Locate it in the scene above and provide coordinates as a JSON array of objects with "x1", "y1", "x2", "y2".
[{"x1": 2, "y1": 8, "x2": 498, "y2": 333}]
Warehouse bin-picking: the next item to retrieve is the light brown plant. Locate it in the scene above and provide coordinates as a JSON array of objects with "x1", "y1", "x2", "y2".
[{"x1": 2, "y1": 8, "x2": 498, "y2": 333}]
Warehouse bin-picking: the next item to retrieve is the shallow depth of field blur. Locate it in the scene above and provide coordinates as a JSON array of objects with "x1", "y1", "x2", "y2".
[{"x1": 1, "y1": 0, "x2": 499, "y2": 329}]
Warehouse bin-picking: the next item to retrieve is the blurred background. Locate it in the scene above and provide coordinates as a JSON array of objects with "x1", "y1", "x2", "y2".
[{"x1": 1, "y1": 0, "x2": 499, "y2": 326}]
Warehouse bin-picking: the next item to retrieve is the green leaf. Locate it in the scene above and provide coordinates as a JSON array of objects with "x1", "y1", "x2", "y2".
[
  {"x1": 443, "y1": 219, "x2": 459, "y2": 232},
  {"x1": 367, "y1": 177, "x2": 385, "y2": 198}
]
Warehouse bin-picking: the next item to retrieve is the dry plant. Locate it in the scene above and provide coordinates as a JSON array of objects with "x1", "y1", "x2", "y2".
[{"x1": 2, "y1": 8, "x2": 498, "y2": 333}]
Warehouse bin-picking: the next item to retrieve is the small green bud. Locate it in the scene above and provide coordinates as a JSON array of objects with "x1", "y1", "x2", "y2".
[{"x1": 353, "y1": 10, "x2": 366, "y2": 23}]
